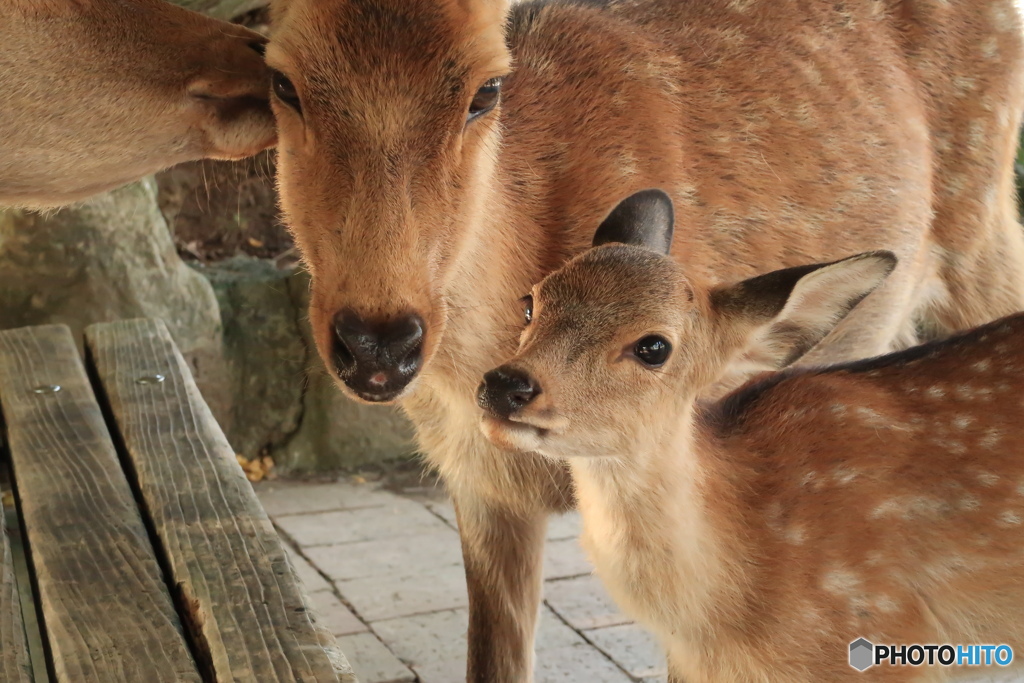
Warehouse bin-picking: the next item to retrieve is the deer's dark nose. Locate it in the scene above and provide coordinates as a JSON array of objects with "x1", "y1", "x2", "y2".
[
  {"x1": 332, "y1": 310, "x2": 424, "y2": 401},
  {"x1": 477, "y1": 366, "x2": 541, "y2": 419}
]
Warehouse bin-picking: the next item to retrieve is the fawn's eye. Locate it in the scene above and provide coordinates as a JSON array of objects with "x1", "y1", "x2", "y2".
[
  {"x1": 633, "y1": 335, "x2": 671, "y2": 367},
  {"x1": 520, "y1": 295, "x2": 533, "y2": 325},
  {"x1": 272, "y1": 70, "x2": 301, "y2": 113},
  {"x1": 468, "y1": 77, "x2": 502, "y2": 122}
]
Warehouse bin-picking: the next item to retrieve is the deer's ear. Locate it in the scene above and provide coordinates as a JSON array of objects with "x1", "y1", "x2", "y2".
[
  {"x1": 592, "y1": 189, "x2": 674, "y2": 255},
  {"x1": 710, "y1": 251, "x2": 897, "y2": 372}
]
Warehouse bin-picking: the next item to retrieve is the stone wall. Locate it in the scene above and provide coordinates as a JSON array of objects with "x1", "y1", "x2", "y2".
[{"x1": 0, "y1": 180, "x2": 230, "y2": 417}]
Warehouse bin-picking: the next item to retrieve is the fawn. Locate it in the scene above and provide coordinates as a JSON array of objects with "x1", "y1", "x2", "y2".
[
  {"x1": 1, "y1": 0, "x2": 276, "y2": 209},
  {"x1": 479, "y1": 189, "x2": 1024, "y2": 683},
  {"x1": 266, "y1": 0, "x2": 1024, "y2": 676}
]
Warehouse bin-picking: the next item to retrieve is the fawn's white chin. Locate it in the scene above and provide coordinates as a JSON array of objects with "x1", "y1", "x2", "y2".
[{"x1": 479, "y1": 415, "x2": 547, "y2": 453}]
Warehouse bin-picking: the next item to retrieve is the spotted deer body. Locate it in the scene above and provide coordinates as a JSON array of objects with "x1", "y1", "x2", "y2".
[
  {"x1": 479, "y1": 192, "x2": 1024, "y2": 682},
  {"x1": 266, "y1": 0, "x2": 1024, "y2": 677},
  {"x1": 1, "y1": 0, "x2": 275, "y2": 209}
]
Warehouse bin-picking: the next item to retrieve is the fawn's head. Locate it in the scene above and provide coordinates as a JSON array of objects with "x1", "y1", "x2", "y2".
[
  {"x1": 267, "y1": 0, "x2": 512, "y2": 402},
  {"x1": 1, "y1": 0, "x2": 276, "y2": 208},
  {"x1": 478, "y1": 190, "x2": 897, "y2": 458}
]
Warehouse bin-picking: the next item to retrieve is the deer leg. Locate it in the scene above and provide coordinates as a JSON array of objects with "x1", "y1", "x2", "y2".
[{"x1": 455, "y1": 494, "x2": 549, "y2": 683}]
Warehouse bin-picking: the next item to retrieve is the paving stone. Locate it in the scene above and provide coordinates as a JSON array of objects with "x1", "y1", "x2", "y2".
[
  {"x1": 335, "y1": 632, "x2": 415, "y2": 683},
  {"x1": 544, "y1": 537, "x2": 593, "y2": 580},
  {"x1": 547, "y1": 511, "x2": 582, "y2": 541},
  {"x1": 544, "y1": 574, "x2": 631, "y2": 630},
  {"x1": 306, "y1": 530, "x2": 463, "y2": 582},
  {"x1": 370, "y1": 606, "x2": 584, "y2": 668},
  {"x1": 310, "y1": 590, "x2": 368, "y2": 636},
  {"x1": 370, "y1": 609, "x2": 467, "y2": 667},
  {"x1": 537, "y1": 607, "x2": 591, "y2": 651},
  {"x1": 338, "y1": 563, "x2": 469, "y2": 621},
  {"x1": 535, "y1": 644, "x2": 633, "y2": 683},
  {"x1": 283, "y1": 544, "x2": 333, "y2": 593},
  {"x1": 275, "y1": 497, "x2": 451, "y2": 547},
  {"x1": 423, "y1": 498, "x2": 458, "y2": 529},
  {"x1": 411, "y1": 659, "x2": 465, "y2": 683},
  {"x1": 585, "y1": 623, "x2": 667, "y2": 679},
  {"x1": 256, "y1": 480, "x2": 400, "y2": 516}
]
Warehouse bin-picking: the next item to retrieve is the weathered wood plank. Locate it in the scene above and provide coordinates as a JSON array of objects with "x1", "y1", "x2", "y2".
[
  {"x1": 1, "y1": 513, "x2": 31, "y2": 683},
  {"x1": 0, "y1": 325, "x2": 201, "y2": 683},
  {"x1": 86, "y1": 319, "x2": 356, "y2": 683}
]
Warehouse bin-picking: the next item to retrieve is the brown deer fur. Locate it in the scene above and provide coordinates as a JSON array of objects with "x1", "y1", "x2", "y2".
[
  {"x1": 1, "y1": 0, "x2": 276, "y2": 208},
  {"x1": 480, "y1": 196, "x2": 1024, "y2": 681},
  {"x1": 266, "y1": 0, "x2": 1024, "y2": 678}
]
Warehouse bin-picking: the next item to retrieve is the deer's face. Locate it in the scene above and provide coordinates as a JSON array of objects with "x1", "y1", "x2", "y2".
[
  {"x1": 476, "y1": 188, "x2": 897, "y2": 460},
  {"x1": 478, "y1": 246, "x2": 713, "y2": 459},
  {"x1": 267, "y1": 0, "x2": 511, "y2": 403}
]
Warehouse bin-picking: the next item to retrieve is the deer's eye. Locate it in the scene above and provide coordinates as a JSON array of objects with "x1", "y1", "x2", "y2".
[
  {"x1": 520, "y1": 295, "x2": 533, "y2": 325},
  {"x1": 468, "y1": 77, "x2": 502, "y2": 122},
  {"x1": 633, "y1": 335, "x2": 671, "y2": 367},
  {"x1": 272, "y1": 70, "x2": 301, "y2": 113}
]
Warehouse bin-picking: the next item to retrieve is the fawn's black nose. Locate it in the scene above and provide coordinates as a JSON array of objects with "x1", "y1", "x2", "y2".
[
  {"x1": 477, "y1": 366, "x2": 541, "y2": 419},
  {"x1": 332, "y1": 310, "x2": 425, "y2": 401}
]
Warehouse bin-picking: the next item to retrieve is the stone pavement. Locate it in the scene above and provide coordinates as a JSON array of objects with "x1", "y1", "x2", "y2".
[
  {"x1": 256, "y1": 478, "x2": 665, "y2": 683},
  {"x1": 256, "y1": 478, "x2": 1022, "y2": 683}
]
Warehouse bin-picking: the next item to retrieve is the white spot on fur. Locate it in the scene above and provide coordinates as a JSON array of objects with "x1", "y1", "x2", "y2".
[
  {"x1": 871, "y1": 499, "x2": 902, "y2": 519},
  {"x1": 947, "y1": 441, "x2": 967, "y2": 455},
  {"x1": 875, "y1": 595, "x2": 900, "y2": 614},
  {"x1": 833, "y1": 467, "x2": 858, "y2": 485},
  {"x1": 953, "y1": 75, "x2": 976, "y2": 97},
  {"x1": 821, "y1": 567, "x2": 861, "y2": 595},
  {"x1": 830, "y1": 403, "x2": 847, "y2": 416},
  {"x1": 953, "y1": 415, "x2": 974, "y2": 430},
  {"x1": 972, "y1": 359, "x2": 991, "y2": 372},
  {"x1": 959, "y1": 494, "x2": 981, "y2": 511},
  {"x1": 999, "y1": 511, "x2": 1022, "y2": 527},
  {"x1": 864, "y1": 551, "x2": 885, "y2": 567},
  {"x1": 903, "y1": 496, "x2": 949, "y2": 520},
  {"x1": 978, "y1": 472, "x2": 1000, "y2": 487},
  {"x1": 967, "y1": 120, "x2": 987, "y2": 151},
  {"x1": 927, "y1": 386, "x2": 946, "y2": 399},
  {"x1": 855, "y1": 406, "x2": 884, "y2": 423},
  {"x1": 785, "y1": 525, "x2": 806, "y2": 545},
  {"x1": 980, "y1": 429, "x2": 1002, "y2": 449},
  {"x1": 981, "y1": 37, "x2": 1000, "y2": 59}
]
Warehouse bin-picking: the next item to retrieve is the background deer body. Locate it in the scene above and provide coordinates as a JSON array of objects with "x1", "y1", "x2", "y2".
[
  {"x1": 479, "y1": 195, "x2": 1024, "y2": 681},
  {"x1": 267, "y1": 0, "x2": 1024, "y2": 678},
  {"x1": 1, "y1": 0, "x2": 275, "y2": 209}
]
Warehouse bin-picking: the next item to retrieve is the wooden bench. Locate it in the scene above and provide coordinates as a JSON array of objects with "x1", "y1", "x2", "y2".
[{"x1": 0, "y1": 319, "x2": 358, "y2": 683}]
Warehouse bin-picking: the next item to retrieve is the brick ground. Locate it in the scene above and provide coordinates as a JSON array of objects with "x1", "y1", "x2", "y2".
[
  {"x1": 257, "y1": 479, "x2": 1018, "y2": 683},
  {"x1": 258, "y1": 479, "x2": 659, "y2": 683}
]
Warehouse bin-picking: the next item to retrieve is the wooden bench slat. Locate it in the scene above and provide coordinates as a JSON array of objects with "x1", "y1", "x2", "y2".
[
  {"x1": 86, "y1": 319, "x2": 355, "y2": 683},
  {"x1": 1, "y1": 518, "x2": 32, "y2": 683},
  {"x1": 0, "y1": 325, "x2": 201, "y2": 683}
]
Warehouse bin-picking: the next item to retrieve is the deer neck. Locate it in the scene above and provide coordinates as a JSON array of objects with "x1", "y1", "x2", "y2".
[
  {"x1": 416, "y1": 130, "x2": 569, "y2": 403},
  {"x1": 568, "y1": 406, "x2": 748, "y2": 641}
]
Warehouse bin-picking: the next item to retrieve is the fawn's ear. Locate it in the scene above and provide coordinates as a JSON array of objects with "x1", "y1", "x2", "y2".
[
  {"x1": 710, "y1": 251, "x2": 897, "y2": 372},
  {"x1": 592, "y1": 189, "x2": 674, "y2": 255}
]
